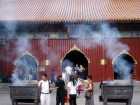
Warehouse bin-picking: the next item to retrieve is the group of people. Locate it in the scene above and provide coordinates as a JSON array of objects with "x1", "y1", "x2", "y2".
[
  {"x1": 63, "y1": 64, "x2": 86, "y2": 82},
  {"x1": 38, "y1": 73, "x2": 94, "y2": 105},
  {"x1": 74, "y1": 64, "x2": 86, "y2": 79}
]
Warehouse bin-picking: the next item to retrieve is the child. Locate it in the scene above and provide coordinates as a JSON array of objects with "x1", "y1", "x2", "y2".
[{"x1": 38, "y1": 74, "x2": 50, "y2": 105}]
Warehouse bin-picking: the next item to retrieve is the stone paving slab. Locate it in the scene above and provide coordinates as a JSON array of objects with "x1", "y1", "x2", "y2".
[{"x1": 0, "y1": 82, "x2": 140, "y2": 105}]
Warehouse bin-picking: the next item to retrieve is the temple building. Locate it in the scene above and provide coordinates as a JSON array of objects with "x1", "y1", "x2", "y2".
[{"x1": 0, "y1": 0, "x2": 140, "y2": 82}]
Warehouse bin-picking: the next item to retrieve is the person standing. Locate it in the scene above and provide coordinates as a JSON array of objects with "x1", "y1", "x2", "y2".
[
  {"x1": 55, "y1": 75, "x2": 66, "y2": 105},
  {"x1": 78, "y1": 65, "x2": 86, "y2": 79},
  {"x1": 85, "y1": 75, "x2": 94, "y2": 105},
  {"x1": 38, "y1": 73, "x2": 50, "y2": 105},
  {"x1": 67, "y1": 76, "x2": 78, "y2": 105},
  {"x1": 77, "y1": 77, "x2": 83, "y2": 96},
  {"x1": 74, "y1": 64, "x2": 79, "y2": 75}
]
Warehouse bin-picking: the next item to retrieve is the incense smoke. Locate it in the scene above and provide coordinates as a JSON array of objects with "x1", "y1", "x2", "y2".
[
  {"x1": 0, "y1": 0, "x2": 29, "y2": 83},
  {"x1": 40, "y1": 36, "x2": 60, "y2": 66},
  {"x1": 113, "y1": 53, "x2": 135, "y2": 80},
  {"x1": 16, "y1": 36, "x2": 31, "y2": 55},
  {"x1": 12, "y1": 53, "x2": 38, "y2": 84},
  {"x1": 67, "y1": 23, "x2": 129, "y2": 60},
  {"x1": 11, "y1": 36, "x2": 37, "y2": 84},
  {"x1": 62, "y1": 59, "x2": 73, "y2": 81},
  {"x1": 40, "y1": 36, "x2": 48, "y2": 55},
  {"x1": 67, "y1": 23, "x2": 133, "y2": 80},
  {"x1": 40, "y1": 36, "x2": 60, "y2": 81}
]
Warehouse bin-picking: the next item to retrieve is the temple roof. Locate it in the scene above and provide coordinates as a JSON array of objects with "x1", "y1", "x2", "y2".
[{"x1": 0, "y1": 0, "x2": 140, "y2": 22}]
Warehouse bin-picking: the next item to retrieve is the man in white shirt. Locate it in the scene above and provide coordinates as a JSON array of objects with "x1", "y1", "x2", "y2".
[{"x1": 38, "y1": 74, "x2": 50, "y2": 105}]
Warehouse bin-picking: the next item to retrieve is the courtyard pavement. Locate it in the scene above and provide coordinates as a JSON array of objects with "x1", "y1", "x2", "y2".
[{"x1": 0, "y1": 81, "x2": 140, "y2": 105}]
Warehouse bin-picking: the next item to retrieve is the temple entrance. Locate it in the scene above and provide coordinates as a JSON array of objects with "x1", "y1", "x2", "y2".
[
  {"x1": 113, "y1": 53, "x2": 136, "y2": 80},
  {"x1": 12, "y1": 52, "x2": 38, "y2": 83},
  {"x1": 62, "y1": 50, "x2": 88, "y2": 80}
]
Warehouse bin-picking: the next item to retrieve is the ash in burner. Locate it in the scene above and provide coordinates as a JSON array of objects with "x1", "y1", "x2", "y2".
[
  {"x1": 113, "y1": 53, "x2": 135, "y2": 80},
  {"x1": 11, "y1": 52, "x2": 38, "y2": 84}
]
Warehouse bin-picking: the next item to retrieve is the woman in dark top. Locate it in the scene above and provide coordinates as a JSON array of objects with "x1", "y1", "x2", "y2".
[{"x1": 55, "y1": 75, "x2": 65, "y2": 105}]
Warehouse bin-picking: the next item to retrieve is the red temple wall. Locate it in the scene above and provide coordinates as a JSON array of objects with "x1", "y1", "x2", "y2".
[{"x1": 0, "y1": 37, "x2": 140, "y2": 82}]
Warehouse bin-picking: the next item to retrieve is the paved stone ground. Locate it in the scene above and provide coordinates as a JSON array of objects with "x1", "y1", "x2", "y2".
[{"x1": 0, "y1": 81, "x2": 140, "y2": 105}]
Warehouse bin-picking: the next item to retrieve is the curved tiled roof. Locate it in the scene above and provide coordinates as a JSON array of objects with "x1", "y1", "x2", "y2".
[{"x1": 0, "y1": 0, "x2": 140, "y2": 22}]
